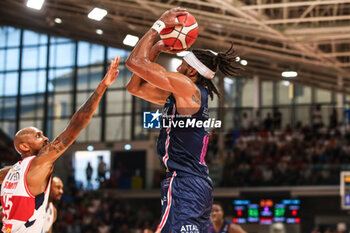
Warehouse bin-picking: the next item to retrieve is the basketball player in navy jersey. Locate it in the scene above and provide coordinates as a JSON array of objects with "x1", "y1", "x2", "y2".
[
  {"x1": 126, "y1": 7, "x2": 240, "y2": 233},
  {"x1": 0, "y1": 57, "x2": 120, "y2": 233},
  {"x1": 210, "y1": 203, "x2": 246, "y2": 233}
]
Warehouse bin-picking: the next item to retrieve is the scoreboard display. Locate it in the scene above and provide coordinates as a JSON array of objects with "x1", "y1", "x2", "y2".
[{"x1": 232, "y1": 199, "x2": 301, "y2": 224}]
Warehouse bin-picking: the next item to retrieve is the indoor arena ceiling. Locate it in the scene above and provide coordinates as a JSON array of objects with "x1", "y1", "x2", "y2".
[{"x1": 1, "y1": 0, "x2": 350, "y2": 94}]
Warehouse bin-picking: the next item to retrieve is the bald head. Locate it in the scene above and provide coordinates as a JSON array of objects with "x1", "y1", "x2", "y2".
[{"x1": 14, "y1": 127, "x2": 48, "y2": 158}]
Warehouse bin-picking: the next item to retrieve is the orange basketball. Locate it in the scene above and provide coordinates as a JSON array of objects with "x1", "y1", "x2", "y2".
[{"x1": 160, "y1": 13, "x2": 198, "y2": 50}]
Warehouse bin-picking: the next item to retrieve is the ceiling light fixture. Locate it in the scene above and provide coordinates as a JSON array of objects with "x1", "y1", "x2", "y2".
[
  {"x1": 123, "y1": 34, "x2": 139, "y2": 47},
  {"x1": 27, "y1": 0, "x2": 45, "y2": 10},
  {"x1": 54, "y1": 18, "x2": 62, "y2": 24},
  {"x1": 88, "y1": 7, "x2": 107, "y2": 21},
  {"x1": 96, "y1": 29, "x2": 103, "y2": 35},
  {"x1": 240, "y1": 59, "x2": 248, "y2": 66},
  {"x1": 282, "y1": 71, "x2": 298, "y2": 78}
]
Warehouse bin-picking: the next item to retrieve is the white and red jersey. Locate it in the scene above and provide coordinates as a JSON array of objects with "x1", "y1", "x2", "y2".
[
  {"x1": 0, "y1": 156, "x2": 51, "y2": 233},
  {"x1": 43, "y1": 202, "x2": 54, "y2": 233}
]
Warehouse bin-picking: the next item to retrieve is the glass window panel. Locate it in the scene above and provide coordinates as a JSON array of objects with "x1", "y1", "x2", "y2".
[
  {"x1": 2, "y1": 120, "x2": 16, "y2": 138},
  {"x1": 107, "y1": 47, "x2": 130, "y2": 60},
  {"x1": 53, "y1": 119, "x2": 70, "y2": 138},
  {"x1": 7, "y1": 27, "x2": 20, "y2": 47},
  {"x1": 21, "y1": 71, "x2": 46, "y2": 94},
  {"x1": 78, "y1": 42, "x2": 104, "y2": 66},
  {"x1": 19, "y1": 120, "x2": 43, "y2": 131},
  {"x1": 50, "y1": 43, "x2": 75, "y2": 67},
  {"x1": 223, "y1": 77, "x2": 237, "y2": 108},
  {"x1": 49, "y1": 93, "x2": 72, "y2": 117},
  {"x1": 22, "y1": 47, "x2": 37, "y2": 69},
  {"x1": 133, "y1": 113, "x2": 148, "y2": 140},
  {"x1": 4, "y1": 97, "x2": 16, "y2": 120},
  {"x1": 316, "y1": 89, "x2": 332, "y2": 103},
  {"x1": 0, "y1": 27, "x2": 6, "y2": 47},
  {"x1": 241, "y1": 79, "x2": 253, "y2": 107},
  {"x1": 50, "y1": 37, "x2": 71, "y2": 44},
  {"x1": 20, "y1": 94, "x2": 45, "y2": 118},
  {"x1": 48, "y1": 68, "x2": 74, "y2": 92},
  {"x1": 23, "y1": 30, "x2": 40, "y2": 46},
  {"x1": 277, "y1": 81, "x2": 292, "y2": 105},
  {"x1": 39, "y1": 46, "x2": 47, "y2": 67},
  {"x1": 77, "y1": 66, "x2": 103, "y2": 91},
  {"x1": 90, "y1": 44, "x2": 104, "y2": 65},
  {"x1": 262, "y1": 80, "x2": 273, "y2": 106},
  {"x1": 106, "y1": 116, "x2": 131, "y2": 141},
  {"x1": 295, "y1": 85, "x2": 311, "y2": 104},
  {"x1": 0, "y1": 73, "x2": 4, "y2": 96},
  {"x1": 0, "y1": 49, "x2": 5, "y2": 71},
  {"x1": 0, "y1": 97, "x2": 3, "y2": 118},
  {"x1": 77, "y1": 117, "x2": 101, "y2": 142},
  {"x1": 22, "y1": 46, "x2": 47, "y2": 69},
  {"x1": 78, "y1": 42, "x2": 89, "y2": 66},
  {"x1": 39, "y1": 34, "x2": 47, "y2": 44},
  {"x1": 107, "y1": 90, "x2": 131, "y2": 114},
  {"x1": 5, "y1": 72, "x2": 18, "y2": 96},
  {"x1": 295, "y1": 105, "x2": 311, "y2": 126},
  {"x1": 6, "y1": 48, "x2": 19, "y2": 70}
]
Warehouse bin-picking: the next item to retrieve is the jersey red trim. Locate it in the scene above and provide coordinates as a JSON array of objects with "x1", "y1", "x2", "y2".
[{"x1": 24, "y1": 156, "x2": 36, "y2": 198}]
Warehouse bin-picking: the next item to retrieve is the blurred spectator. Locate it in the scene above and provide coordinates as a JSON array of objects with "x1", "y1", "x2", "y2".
[
  {"x1": 312, "y1": 104, "x2": 323, "y2": 132},
  {"x1": 219, "y1": 121, "x2": 350, "y2": 187},
  {"x1": 252, "y1": 110, "x2": 261, "y2": 131},
  {"x1": 241, "y1": 112, "x2": 251, "y2": 131},
  {"x1": 97, "y1": 156, "x2": 107, "y2": 183},
  {"x1": 264, "y1": 113, "x2": 273, "y2": 131},
  {"x1": 86, "y1": 162, "x2": 93, "y2": 189},
  {"x1": 329, "y1": 107, "x2": 338, "y2": 129},
  {"x1": 273, "y1": 107, "x2": 282, "y2": 130}
]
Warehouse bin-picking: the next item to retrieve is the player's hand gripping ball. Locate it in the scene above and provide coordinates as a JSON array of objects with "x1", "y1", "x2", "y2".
[{"x1": 160, "y1": 13, "x2": 198, "y2": 50}]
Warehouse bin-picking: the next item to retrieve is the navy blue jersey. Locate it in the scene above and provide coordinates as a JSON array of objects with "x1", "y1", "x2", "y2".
[
  {"x1": 156, "y1": 85, "x2": 211, "y2": 181},
  {"x1": 209, "y1": 220, "x2": 231, "y2": 233}
]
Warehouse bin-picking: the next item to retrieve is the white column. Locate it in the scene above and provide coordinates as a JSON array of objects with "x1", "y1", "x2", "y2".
[
  {"x1": 337, "y1": 75, "x2": 344, "y2": 122},
  {"x1": 253, "y1": 75, "x2": 260, "y2": 109}
]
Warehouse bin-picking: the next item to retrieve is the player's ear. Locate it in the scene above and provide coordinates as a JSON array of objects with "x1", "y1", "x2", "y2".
[{"x1": 19, "y1": 143, "x2": 30, "y2": 153}]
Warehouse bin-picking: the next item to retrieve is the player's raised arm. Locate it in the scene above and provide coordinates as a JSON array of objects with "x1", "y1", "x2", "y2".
[
  {"x1": 125, "y1": 8, "x2": 197, "y2": 97},
  {"x1": 126, "y1": 41, "x2": 171, "y2": 105},
  {"x1": 27, "y1": 56, "x2": 120, "y2": 195}
]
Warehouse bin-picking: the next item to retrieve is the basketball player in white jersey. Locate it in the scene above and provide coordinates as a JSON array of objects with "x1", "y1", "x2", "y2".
[
  {"x1": 43, "y1": 176, "x2": 64, "y2": 233},
  {"x1": 0, "y1": 56, "x2": 120, "y2": 233}
]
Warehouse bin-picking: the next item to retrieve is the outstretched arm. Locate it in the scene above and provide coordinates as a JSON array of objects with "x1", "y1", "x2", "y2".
[
  {"x1": 126, "y1": 8, "x2": 197, "y2": 98},
  {"x1": 28, "y1": 57, "x2": 120, "y2": 195},
  {"x1": 0, "y1": 166, "x2": 11, "y2": 185}
]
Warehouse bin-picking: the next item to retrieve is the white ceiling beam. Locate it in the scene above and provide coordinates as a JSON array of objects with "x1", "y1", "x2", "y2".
[
  {"x1": 265, "y1": 15, "x2": 350, "y2": 25},
  {"x1": 239, "y1": 0, "x2": 350, "y2": 10}
]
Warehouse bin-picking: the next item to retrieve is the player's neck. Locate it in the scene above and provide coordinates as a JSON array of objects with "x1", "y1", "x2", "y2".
[{"x1": 213, "y1": 219, "x2": 224, "y2": 231}]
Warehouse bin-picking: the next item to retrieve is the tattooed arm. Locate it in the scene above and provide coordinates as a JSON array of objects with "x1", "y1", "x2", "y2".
[
  {"x1": 0, "y1": 166, "x2": 11, "y2": 185},
  {"x1": 27, "y1": 57, "x2": 120, "y2": 195}
]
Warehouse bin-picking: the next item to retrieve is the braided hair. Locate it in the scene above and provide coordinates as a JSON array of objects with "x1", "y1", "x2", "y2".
[{"x1": 192, "y1": 43, "x2": 240, "y2": 100}]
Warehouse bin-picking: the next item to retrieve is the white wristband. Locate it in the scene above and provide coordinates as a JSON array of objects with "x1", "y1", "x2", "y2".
[{"x1": 152, "y1": 20, "x2": 166, "y2": 33}]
